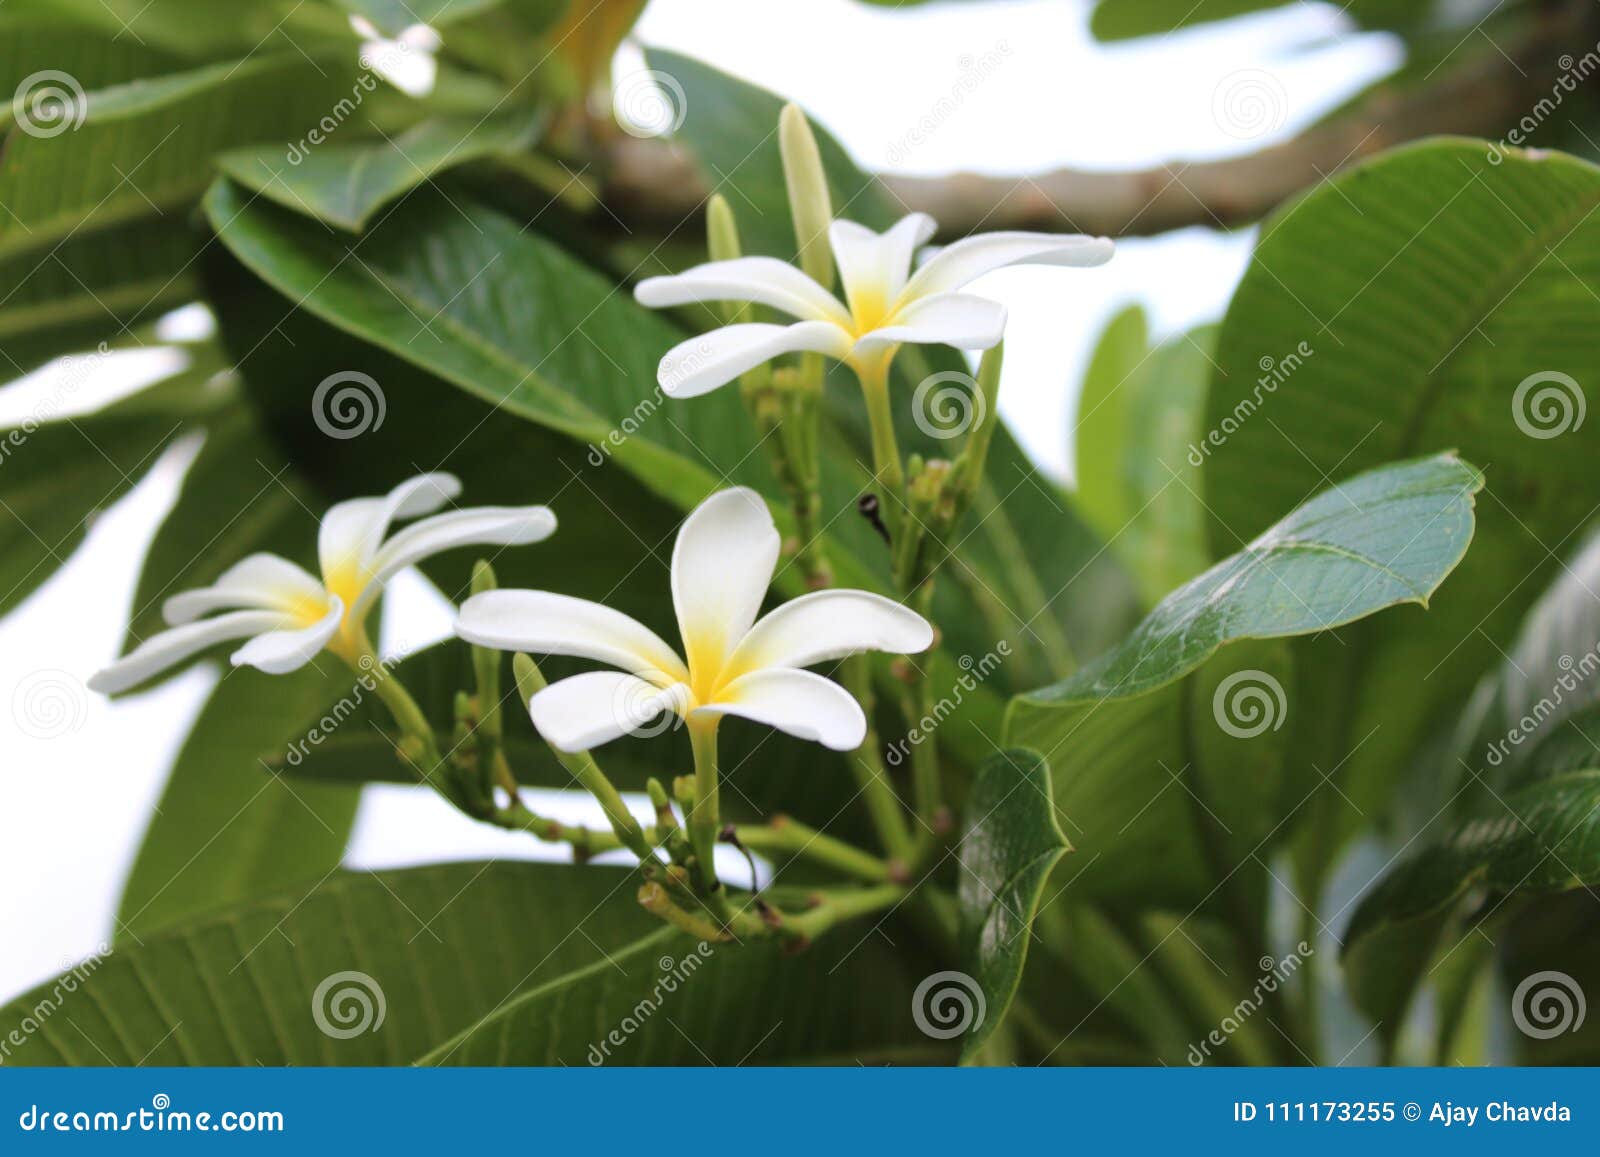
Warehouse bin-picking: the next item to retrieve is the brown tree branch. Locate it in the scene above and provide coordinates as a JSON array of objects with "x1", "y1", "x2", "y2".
[{"x1": 602, "y1": 7, "x2": 1583, "y2": 241}]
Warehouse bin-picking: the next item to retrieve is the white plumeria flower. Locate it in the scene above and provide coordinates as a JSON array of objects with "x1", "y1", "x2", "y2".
[
  {"x1": 456, "y1": 487, "x2": 933, "y2": 752},
  {"x1": 633, "y1": 213, "x2": 1113, "y2": 397},
  {"x1": 90, "y1": 474, "x2": 555, "y2": 694},
  {"x1": 350, "y1": 14, "x2": 441, "y2": 98}
]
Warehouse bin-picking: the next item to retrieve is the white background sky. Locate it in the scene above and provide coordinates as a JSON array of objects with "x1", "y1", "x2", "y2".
[{"x1": 0, "y1": 0, "x2": 1395, "y2": 1001}]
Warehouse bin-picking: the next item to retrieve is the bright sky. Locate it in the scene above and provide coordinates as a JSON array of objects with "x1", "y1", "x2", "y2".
[{"x1": 0, "y1": 0, "x2": 1394, "y2": 1001}]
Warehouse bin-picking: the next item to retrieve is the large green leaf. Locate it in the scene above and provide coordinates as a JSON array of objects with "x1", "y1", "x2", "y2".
[
  {"x1": 1453, "y1": 526, "x2": 1600, "y2": 799},
  {"x1": 217, "y1": 111, "x2": 545, "y2": 232},
  {"x1": 0, "y1": 218, "x2": 201, "y2": 380},
  {"x1": 115, "y1": 664, "x2": 360, "y2": 941},
  {"x1": 1, "y1": 861, "x2": 946, "y2": 1065},
  {"x1": 423, "y1": 921, "x2": 945, "y2": 1066},
  {"x1": 1202, "y1": 140, "x2": 1600, "y2": 884},
  {"x1": 1345, "y1": 770, "x2": 1600, "y2": 951},
  {"x1": 1073, "y1": 303, "x2": 1148, "y2": 541},
  {"x1": 1025, "y1": 454, "x2": 1479, "y2": 704},
  {"x1": 0, "y1": 1, "x2": 323, "y2": 57},
  {"x1": 1007, "y1": 455, "x2": 1479, "y2": 907},
  {"x1": 1089, "y1": 0, "x2": 1434, "y2": 40},
  {"x1": 1075, "y1": 314, "x2": 1214, "y2": 606},
  {"x1": 0, "y1": 52, "x2": 360, "y2": 258},
  {"x1": 955, "y1": 748, "x2": 1069, "y2": 1060},
  {"x1": 0, "y1": 373, "x2": 204, "y2": 619}
]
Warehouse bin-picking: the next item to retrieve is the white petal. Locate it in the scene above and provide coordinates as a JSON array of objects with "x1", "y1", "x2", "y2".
[
  {"x1": 657, "y1": 321, "x2": 851, "y2": 398},
  {"x1": 163, "y1": 553, "x2": 326, "y2": 625},
  {"x1": 529, "y1": 671, "x2": 691, "y2": 753},
  {"x1": 729, "y1": 589, "x2": 934, "y2": 672},
  {"x1": 348, "y1": 14, "x2": 380, "y2": 38},
  {"x1": 88, "y1": 611, "x2": 293, "y2": 694},
  {"x1": 830, "y1": 214, "x2": 935, "y2": 316},
  {"x1": 398, "y1": 23, "x2": 441, "y2": 52},
  {"x1": 318, "y1": 473, "x2": 461, "y2": 581},
  {"x1": 634, "y1": 258, "x2": 850, "y2": 326},
  {"x1": 369, "y1": 41, "x2": 438, "y2": 97},
  {"x1": 229, "y1": 599, "x2": 344, "y2": 675},
  {"x1": 855, "y1": 292, "x2": 1008, "y2": 356},
  {"x1": 697, "y1": 668, "x2": 866, "y2": 751},
  {"x1": 456, "y1": 590, "x2": 688, "y2": 683},
  {"x1": 354, "y1": 505, "x2": 557, "y2": 621},
  {"x1": 672, "y1": 488, "x2": 779, "y2": 678},
  {"x1": 899, "y1": 232, "x2": 1114, "y2": 302}
]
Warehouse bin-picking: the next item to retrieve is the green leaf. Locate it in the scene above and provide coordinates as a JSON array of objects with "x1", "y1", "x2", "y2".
[
  {"x1": 0, "y1": 1, "x2": 328, "y2": 57},
  {"x1": 1345, "y1": 770, "x2": 1600, "y2": 952},
  {"x1": 1, "y1": 861, "x2": 952, "y2": 1065},
  {"x1": 1074, "y1": 313, "x2": 1215, "y2": 606},
  {"x1": 333, "y1": 0, "x2": 506, "y2": 32},
  {"x1": 1116, "y1": 325, "x2": 1216, "y2": 604},
  {"x1": 115, "y1": 664, "x2": 360, "y2": 941},
  {"x1": 1007, "y1": 455, "x2": 1478, "y2": 907},
  {"x1": 0, "y1": 52, "x2": 360, "y2": 259},
  {"x1": 954, "y1": 748, "x2": 1069, "y2": 1061},
  {"x1": 1453, "y1": 526, "x2": 1600, "y2": 796},
  {"x1": 0, "y1": 218, "x2": 201, "y2": 379},
  {"x1": 422, "y1": 923, "x2": 946, "y2": 1066},
  {"x1": 1202, "y1": 140, "x2": 1600, "y2": 880},
  {"x1": 1073, "y1": 303, "x2": 1148, "y2": 541},
  {"x1": 217, "y1": 111, "x2": 545, "y2": 232},
  {"x1": 1024, "y1": 453, "x2": 1480, "y2": 704},
  {"x1": 5, "y1": 862, "x2": 662, "y2": 1064},
  {"x1": 0, "y1": 376, "x2": 201, "y2": 620},
  {"x1": 1090, "y1": 0, "x2": 1289, "y2": 40}
]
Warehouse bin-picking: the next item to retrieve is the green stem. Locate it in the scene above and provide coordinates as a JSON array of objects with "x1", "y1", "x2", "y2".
[
  {"x1": 841, "y1": 656, "x2": 915, "y2": 866},
  {"x1": 782, "y1": 883, "x2": 906, "y2": 941},
  {"x1": 511, "y1": 654, "x2": 656, "y2": 863},
  {"x1": 856, "y1": 356, "x2": 905, "y2": 528},
  {"x1": 688, "y1": 716, "x2": 721, "y2": 886},
  {"x1": 741, "y1": 816, "x2": 894, "y2": 883}
]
